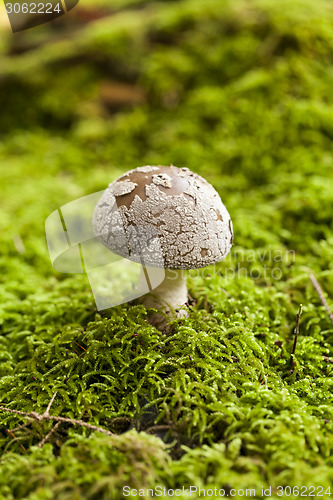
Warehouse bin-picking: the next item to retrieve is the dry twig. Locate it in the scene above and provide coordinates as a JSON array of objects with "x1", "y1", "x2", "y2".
[
  {"x1": 37, "y1": 421, "x2": 61, "y2": 448},
  {"x1": 291, "y1": 304, "x2": 303, "y2": 357},
  {"x1": 6, "y1": 429, "x2": 27, "y2": 453},
  {"x1": 0, "y1": 391, "x2": 116, "y2": 450},
  {"x1": 309, "y1": 274, "x2": 333, "y2": 325}
]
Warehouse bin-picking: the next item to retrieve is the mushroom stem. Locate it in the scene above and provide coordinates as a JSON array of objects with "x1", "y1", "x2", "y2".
[{"x1": 138, "y1": 268, "x2": 189, "y2": 330}]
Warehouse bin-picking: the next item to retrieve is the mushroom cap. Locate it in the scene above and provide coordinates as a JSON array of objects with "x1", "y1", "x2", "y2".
[{"x1": 93, "y1": 165, "x2": 233, "y2": 269}]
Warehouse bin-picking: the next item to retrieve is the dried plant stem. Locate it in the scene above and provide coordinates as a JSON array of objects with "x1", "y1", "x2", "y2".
[
  {"x1": 45, "y1": 391, "x2": 58, "y2": 415},
  {"x1": 42, "y1": 415, "x2": 116, "y2": 436},
  {"x1": 37, "y1": 421, "x2": 61, "y2": 448},
  {"x1": 291, "y1": 304, "x2": 303, "y2": 357},
  {"x1": 0, "y1": 405, "x2": 116, "y2": 437},
  {"x1": 0, "y1": 392, "x2": 117, "y2": 450},
  {"x1": 309, "y1": 274, "x2": 333, "y2": 325},
  {"x1": 6, "y1": 429, "x2": 27, "y2": 453},
  {"x1": 11, "y1": 421, "x2": 33, "y2": 433}
]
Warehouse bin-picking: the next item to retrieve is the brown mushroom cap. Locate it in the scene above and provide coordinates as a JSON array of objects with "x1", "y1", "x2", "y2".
[{"x1": 93, "y1": 165, "x2": 233, "y2": 269}]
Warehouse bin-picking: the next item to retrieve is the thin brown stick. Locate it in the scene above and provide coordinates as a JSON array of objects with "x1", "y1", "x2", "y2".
[
  {"x1": 0, "y1": 391, "x2": 117, "y2": 449},
  {"x1": 11, "y1": 421, "x2": 33, "y2": 433},
  {"x1": 310, "y1": 274, "x2": 333, "y2": 325},
  {"x1": 0, "y1": 406, "x2": 116, "y2": 437},
  {"x1": 74, "y1": 341, "x2": 87, "y2": 351},
  {"x1": 45, "y1": 391, "x2": 58, "y2": 415},
  {"x1": 46, "y1": 415, "x2": 116, "y2": 436},
  {"x1": 291, "y1": 304, "x2": 303, "y2": 357},
  {"x1": 1, "y1": 407, "x2": 34, "y2": 418},
  {"x1": 6, "y1": 429, "x2": 27, "y2": 452},
  {"x1": 37, "y1": 422, "x2": 61, "y2": 448}
]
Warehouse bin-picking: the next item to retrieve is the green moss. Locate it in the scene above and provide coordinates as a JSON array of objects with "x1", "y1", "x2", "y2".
[{"x1": 1, "y1": 0, "x2": 333, "y2": 497}]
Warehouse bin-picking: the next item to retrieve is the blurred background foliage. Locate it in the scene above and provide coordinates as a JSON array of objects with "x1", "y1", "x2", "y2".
[{"x1": 1, "y1": 0, "x2": 333, "y2": 498}]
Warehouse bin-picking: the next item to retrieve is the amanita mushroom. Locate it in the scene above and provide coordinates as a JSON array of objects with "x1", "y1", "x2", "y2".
[{"x1": 93, "y1": 165, "x2": 233, "y2": 329}]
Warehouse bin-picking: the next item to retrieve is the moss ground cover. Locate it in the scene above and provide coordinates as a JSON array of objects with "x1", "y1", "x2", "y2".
[{"x1": 0, "y1": 0, "x2": 333, "y2": 498}]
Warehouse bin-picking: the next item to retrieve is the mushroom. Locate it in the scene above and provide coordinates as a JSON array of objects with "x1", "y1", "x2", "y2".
[{"x1": 93, "y1": 165, "x2": 233, "y2": 330}]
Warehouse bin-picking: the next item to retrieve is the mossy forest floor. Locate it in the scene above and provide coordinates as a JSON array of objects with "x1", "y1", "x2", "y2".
[{"x1": 1, "y1": 0, "x2": 333, "y2": 498}]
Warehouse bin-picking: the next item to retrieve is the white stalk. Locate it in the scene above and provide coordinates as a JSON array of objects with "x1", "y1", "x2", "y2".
[{"x1": 138, "y1": 268, "x2": 189, "y2": 330}]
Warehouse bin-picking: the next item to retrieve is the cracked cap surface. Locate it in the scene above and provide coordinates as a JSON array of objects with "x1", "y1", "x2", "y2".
[{"x1": 93, "y1": 165, "x2": 233, "y2": 269}]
